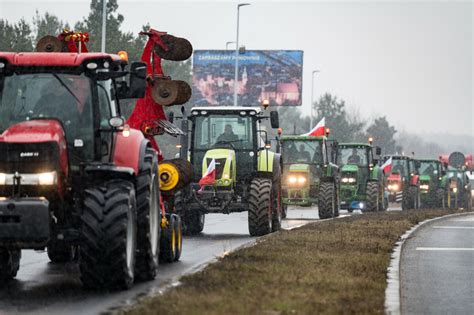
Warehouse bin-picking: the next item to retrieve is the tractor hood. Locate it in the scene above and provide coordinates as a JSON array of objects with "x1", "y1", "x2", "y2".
[
  {"x1": 388, "y1": 173, "x2": 401, "y2": 182},
  {"x1": 419, "y1": 175, "x2": 431, "y2": 182},
  {"x1": 0, "y1": 119, "x2": 67, "y2": 144},
  {"x1": 202, "y1": 148, "x2": 236, "y2": 186},
  {"x1": 341, "y1": 164, "x2": 359, "y2": 173},
  {"x1": 289, "y1": 164, "x2": 310, "y2": 173}
]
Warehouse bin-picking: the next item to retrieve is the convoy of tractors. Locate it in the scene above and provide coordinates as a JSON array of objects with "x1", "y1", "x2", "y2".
[{"x1": 0, "y1": 28, "x2": 471, "y2": 290}]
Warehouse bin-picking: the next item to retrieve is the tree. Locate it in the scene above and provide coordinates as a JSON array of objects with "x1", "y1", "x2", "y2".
[
  {"x1": 33, "y1": 11, "x2": 68, "y2": 43},
  {"x1": 313, "y1": 93, "x2": 365, "y2": 142},
  {"x1": 0, "y1": 18, "x2": 34, "y2": 52},
  {"x1": 366, "y1": 116, "x2": 397, "y2": 154}
]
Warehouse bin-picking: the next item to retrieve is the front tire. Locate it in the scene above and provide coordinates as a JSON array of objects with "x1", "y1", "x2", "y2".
[
  {"x1": 365, "y1": 182, "x2": 379, "y2": 212},
  {"x1": 159, "y1": 214, "x2": 177, "y2": 263},
  {"x1": 175, "y1": 191, "x2": 205, "y2": 236},
  {"x1": 80, "y1": 180, "x2": 137, "y2": 290},
  {"x1": 248, "y1": 178, "x2": 273, "y2": 236},
  {"x1": 135, "y1": 148, "x2": 160, "y2": 281},
  {"x1": 0, "y1": 249, "x2": 21, "y2": 281},
  {"x1": 318, "y1": 182, "x2": 336, "y2": 219}
]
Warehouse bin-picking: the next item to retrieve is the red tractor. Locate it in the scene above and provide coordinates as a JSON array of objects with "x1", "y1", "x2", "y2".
[{"x1": 0, "y1": 29, "x2": 192, "y2": 289}]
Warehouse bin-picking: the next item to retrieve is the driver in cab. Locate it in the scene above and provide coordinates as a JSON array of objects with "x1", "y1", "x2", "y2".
[
  {"x1": 216, "y1": 124, "x2": 239, "y2": 143},
  {"x1": 347, "y1": 148, "x2": 361, "y2": 165}
]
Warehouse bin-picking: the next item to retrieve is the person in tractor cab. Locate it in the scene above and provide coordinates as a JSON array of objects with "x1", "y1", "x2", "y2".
[
  {"x1": 216, "y1": 124, "x2": 239, "y2": 143},
  {"x1": 347, "y1": 148, "x2": 361, "y2": 165},
  {"x1": 422, "y1": 163, "x2": 435, "y2": 176},
  {"x1": 297, "y1": 144, "x2": 311, "y2": 162}
]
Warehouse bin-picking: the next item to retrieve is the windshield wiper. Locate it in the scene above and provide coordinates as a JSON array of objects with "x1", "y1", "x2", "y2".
[{"x1": 52, "y1": 74, "x2": 81, "y2": 105}]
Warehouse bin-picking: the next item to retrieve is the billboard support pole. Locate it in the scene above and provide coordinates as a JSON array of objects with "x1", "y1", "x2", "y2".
[
  {"x1": 310, "y1": 70, "x2": 320, "y2": 128},
  {"x1": 234, "y1": 3, "x2": 250, "y2": 106}
]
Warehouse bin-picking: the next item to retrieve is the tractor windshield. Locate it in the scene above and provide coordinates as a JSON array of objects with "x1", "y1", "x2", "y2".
[
  {"x1": 0, "y1": 72, "x2": 93, "y2": 135},
  {"x1": 419, "y1": 161, "x2": 439, "y2": 176},
  {"x1": 338, "y1": 146, "x2": 368, "y2": 166},
  {"x1": 391, "y1": 159, "x2": 409, "y2": 176},
  {"x1": 193, "y1": 114, "x2": 254, "y2": 150},
  {"x1": 282, "y1": 140, "x2": 322, "y2": 164}
]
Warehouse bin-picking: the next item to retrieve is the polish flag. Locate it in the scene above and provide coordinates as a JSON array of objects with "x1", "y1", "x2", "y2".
[
  {"x1": 302, "y1": 117, "x2": 325, "y2": 136},
  {"x1": 199, "y1": 158, "x2": 216, "y2": 187},
  {"x1": 381, "y1": 157, "x2": 392, "y2": 174}
]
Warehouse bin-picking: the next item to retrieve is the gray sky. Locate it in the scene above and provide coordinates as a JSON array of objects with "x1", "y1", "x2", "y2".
[{"x1": 0, "y1": 0, "x2": 472, "y2": 136}]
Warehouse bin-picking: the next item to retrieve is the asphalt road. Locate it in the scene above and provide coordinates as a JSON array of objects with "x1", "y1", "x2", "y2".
[
  {"x1": 400, "y1": 213, "x2": 474, "y2": 314},
  {"x1": 0, "y1": 207, "x2": 330, "y2": 315}
]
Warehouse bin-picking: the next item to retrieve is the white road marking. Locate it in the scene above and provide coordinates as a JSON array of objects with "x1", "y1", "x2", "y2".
[
  {"x1": 451, "y1": 218, "x2": 474, "y2": 222},
  {"x1": 416, "y1": 247, "x2": 474, "y2": 251},
  {"x1": 432, "y1": 226, "x2": 474, "y2": 229}
]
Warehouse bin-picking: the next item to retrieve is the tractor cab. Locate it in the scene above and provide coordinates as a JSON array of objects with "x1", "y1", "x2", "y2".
[{"x1": 337, "y1": 142, "x2": 385, "y2": 212}]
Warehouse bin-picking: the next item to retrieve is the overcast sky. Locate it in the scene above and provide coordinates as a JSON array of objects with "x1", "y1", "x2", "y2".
[{"x1": 0, "y1": 0, "x2": 472, "y2": 136}]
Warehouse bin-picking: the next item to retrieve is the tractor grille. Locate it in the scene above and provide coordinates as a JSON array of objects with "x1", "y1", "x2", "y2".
[
  {"x1": 207, "y1": 158, "x2": 227, "y2": 179},
  {"x1": 0, "y1": 142, "x2": 60, "y2": 173}
]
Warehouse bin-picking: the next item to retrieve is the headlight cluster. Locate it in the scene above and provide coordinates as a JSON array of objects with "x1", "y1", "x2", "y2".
[
  {"x1": 387, "y1": 183, "x2": 400, "y2": 191},
  {"x1": 420, "y1": 184, "x2": 429, "y2": 190},
  {"x1": 0, "y1": 171, "x2": 57, "y2": 186},
  {"x1": 287, "y1": 175, "x2": 307, "y2": 185},
  {"x1": 341, "y1": 177, "x2": 356, "y2": 184}
]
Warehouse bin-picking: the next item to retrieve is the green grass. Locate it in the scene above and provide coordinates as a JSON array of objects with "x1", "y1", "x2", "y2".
[{"x1": 122, "y1": 209, "x2": 467, "y2": 315}]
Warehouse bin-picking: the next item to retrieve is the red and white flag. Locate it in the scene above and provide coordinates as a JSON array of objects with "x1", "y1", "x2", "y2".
[
  {"x1": 381, "y1": 157, "x2": 392, "y2": 174},
  {"x1": 302, "y1": 117, "x2": 325, "y2": 137},
  {"x1": 199, "y1": 158, "x2": 216, "y2": 188}
]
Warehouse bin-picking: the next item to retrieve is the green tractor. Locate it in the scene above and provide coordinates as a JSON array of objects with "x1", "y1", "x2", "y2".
[
  {"x1": 169, "y1": 106, "x2": 282, "y2": 236},
  {"x1": 279, "y1": 134, "x2": 340, "y2": 219},
  {"x1": 415, "y1": 159, "x2": 447, "y2": 208},
  {"x1": 337, "y1": 140, "x2": 385, "y2": 212},
  {"x1": 444, "y1": 152, "x2": 472, "y2": 210}
]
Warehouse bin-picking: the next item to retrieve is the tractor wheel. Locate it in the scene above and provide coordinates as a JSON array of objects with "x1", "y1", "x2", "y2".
[
  {"x1": 271, "y1": 183, "x2": 282, "y2": 232},
  {"x1": 47, "y1": 241, "x2": 76, "y2": 263},
  {"x1": 79, "y1": 180, "x2": 137, "y2": 290},
  {"x1": 173, "y1": 215, "x2": 183, "y2": 261},
  {"x1": 365, "y1": 182, "x2": 379, "y2": 212},
  {"x1": 318, "y1": 182, "x2": 336, "y2": 219},
  {"x1": 134, "y1": 148, "x2": 160, "y2": 281},
  {"x1": 0, "y1": 249, "x2": 21, "y2": 281},
  {"x1": 159, "y1": 214, "x2": 177, "y2": 263},
  {"x1": 402, "y1": 187, "x2": 411, "y2": 210},
  {"x1": 436, "y1": 188, "x2": 446, "y2": 209},
  {"x1": 377, "y1": 183, "x2": 385, "y2": 211},
  {"x1": 175, "y1": 191, "x2": 205, "y2": 235},
  {"x1": 154, "y1": 34, "x2": 193, "y2": 61},
  {"x1": 248, "y1": 178, "x2": 273, "y2": 236},
  {"x1": 405, "y1": 186, "x2": 418, "y2": 210},
  {"x1": 151, "y1": 79, "x2": 192, "y2": 106},
  {"x1": 159, "y1": 159, "x2": 194, "y2": 193}
]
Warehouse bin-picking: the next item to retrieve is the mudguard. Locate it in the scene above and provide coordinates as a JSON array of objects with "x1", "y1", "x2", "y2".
[{"x1": 113, "y1": 128, "x2": 150, "y2": 176}]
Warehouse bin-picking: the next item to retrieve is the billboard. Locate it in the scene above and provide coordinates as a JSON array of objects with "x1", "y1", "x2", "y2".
[{"x1": 191, "y1": 50, "x2": 303, "y2": 106}]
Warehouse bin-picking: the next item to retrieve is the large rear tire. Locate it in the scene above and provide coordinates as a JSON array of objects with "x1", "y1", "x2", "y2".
[
  {"x1": 436, "y1": 188, "x2": 446, "y2": 209},
  {"x1": 80, "y1": 180, "x2": 137, "y2": 290},
  {"x1": 248, "y1": 178, "x2": 273, "y2": 236},
  {"x1": 135, "y1": 148, "x2": 160, "y2": 281},
  {"x1": 159, "y1": 214, "x2": 177, "y2": 263},
  {"x1": 318, "y1": 182, "x2": 336, "y2": 219},
  {"x1": 0, "y1": 249, "x2": 21, "y2": 281},
  {"x1": 365, "y1": 182, "x2": 379, "y2": 212},
  {"x1": 271, "y1": 183, "x2": 282, "y2": 232}
]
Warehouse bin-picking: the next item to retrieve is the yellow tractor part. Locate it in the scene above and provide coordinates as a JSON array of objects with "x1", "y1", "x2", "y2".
[{"x1": 159, "y1": 162, "x2": 180, "y2": 191}]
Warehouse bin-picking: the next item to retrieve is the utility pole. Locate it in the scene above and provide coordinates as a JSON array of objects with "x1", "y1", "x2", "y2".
[
  {"x1": 234, "y1": 3, "x2": 250, "y2": 106},
  {"x1": 101, "y1": 0, "x2": 107, "y2": 53}
]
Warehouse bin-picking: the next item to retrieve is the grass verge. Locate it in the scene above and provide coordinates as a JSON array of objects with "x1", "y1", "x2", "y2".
[{"x1": 123, "y1": 209, "x2": 468, "y2": 315}]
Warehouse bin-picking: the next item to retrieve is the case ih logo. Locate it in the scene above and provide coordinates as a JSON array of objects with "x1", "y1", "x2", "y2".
[{"x1": 20, "y1": 152, "x2": 39, "y2": 158}]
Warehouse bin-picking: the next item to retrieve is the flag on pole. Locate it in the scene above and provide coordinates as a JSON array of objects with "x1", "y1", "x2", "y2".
[
  {"x1": 302, "y1": 117, "x2": 325, "y2": 136},
  {"x1": 381, "y1": 157, "x2": 392, "y2": 174},
  {"x1": 199, "y1": 158, "x2": 216, "y2": 188}
]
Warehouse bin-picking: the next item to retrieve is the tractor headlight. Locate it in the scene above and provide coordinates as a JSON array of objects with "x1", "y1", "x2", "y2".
[
  {"x1": 287, "y1": 175, "x2": 307, "y2": 186},
  {"x1": 298, "y1": 177, "x2": 306, "y2": 184},
  {"x1": 0, "y1": 173, "x2": 5, "y2": 185},
  {"x1": 341, "y1": 177, "x2": 356, "y2": 183},
  {"x1": 452, "y1": 187, "x2": 458, "y2": 193},
  {"x1": 38, "y1": 172, "x2": 57, "y2": 185},
  {"x1": 388, "y1": 183, "x2": 400, "y2": 191},
  {"x1": 420, "y1": 184, "x2": 429, "y2": 191},
  {"x1": 288, "y1": 176, "x2": 297, "y2": 184}
]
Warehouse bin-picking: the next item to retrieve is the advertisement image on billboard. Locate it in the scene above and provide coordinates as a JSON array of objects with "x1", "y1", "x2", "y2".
[{"x1": 192, "y1": 50, "x2": 303, "y2": 106}]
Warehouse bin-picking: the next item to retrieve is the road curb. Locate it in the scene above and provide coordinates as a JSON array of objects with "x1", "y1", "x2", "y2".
[{"x1": 384, "y1": 211, "x2": 473, "y2": 315}]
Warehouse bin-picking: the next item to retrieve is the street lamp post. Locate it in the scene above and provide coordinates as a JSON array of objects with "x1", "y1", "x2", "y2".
[
  {"x1": 226, "y1": 41, "x2": 236, "y2": 50},
  {"x1": 234, "y1": 3, "x2": 250, "y2": 106},
  {"x1": 310, "y1": 70, "x2": 320, "y2": 128},
  {"x1": 101, "y1": 0, "x2": 107, "y2": 53}
]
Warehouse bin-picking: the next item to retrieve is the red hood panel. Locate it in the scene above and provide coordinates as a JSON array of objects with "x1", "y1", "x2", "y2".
[
  {"x1": 388, "y1": 173, "x2": 401, "y2": 181},
  {"x1": 0, "y1": 120, "x2": 66, "y2": 144},
  {"x1": 0, "y1": 120, "x2": 69, "y2": 186}
]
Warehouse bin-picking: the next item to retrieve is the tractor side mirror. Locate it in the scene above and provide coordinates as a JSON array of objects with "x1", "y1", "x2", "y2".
[
  {"x1": 168, "y1": 112, "x2": 174, "y2": 124},
  {"x1": 128, "y1": 61, "x2": 147, "y2": 99},
  {"x1": 375, "y1": 146, "x2": 382, "y2": 156},
  {"x1": 270, "y1": 111, "x2": 279, "y2": 128}
]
